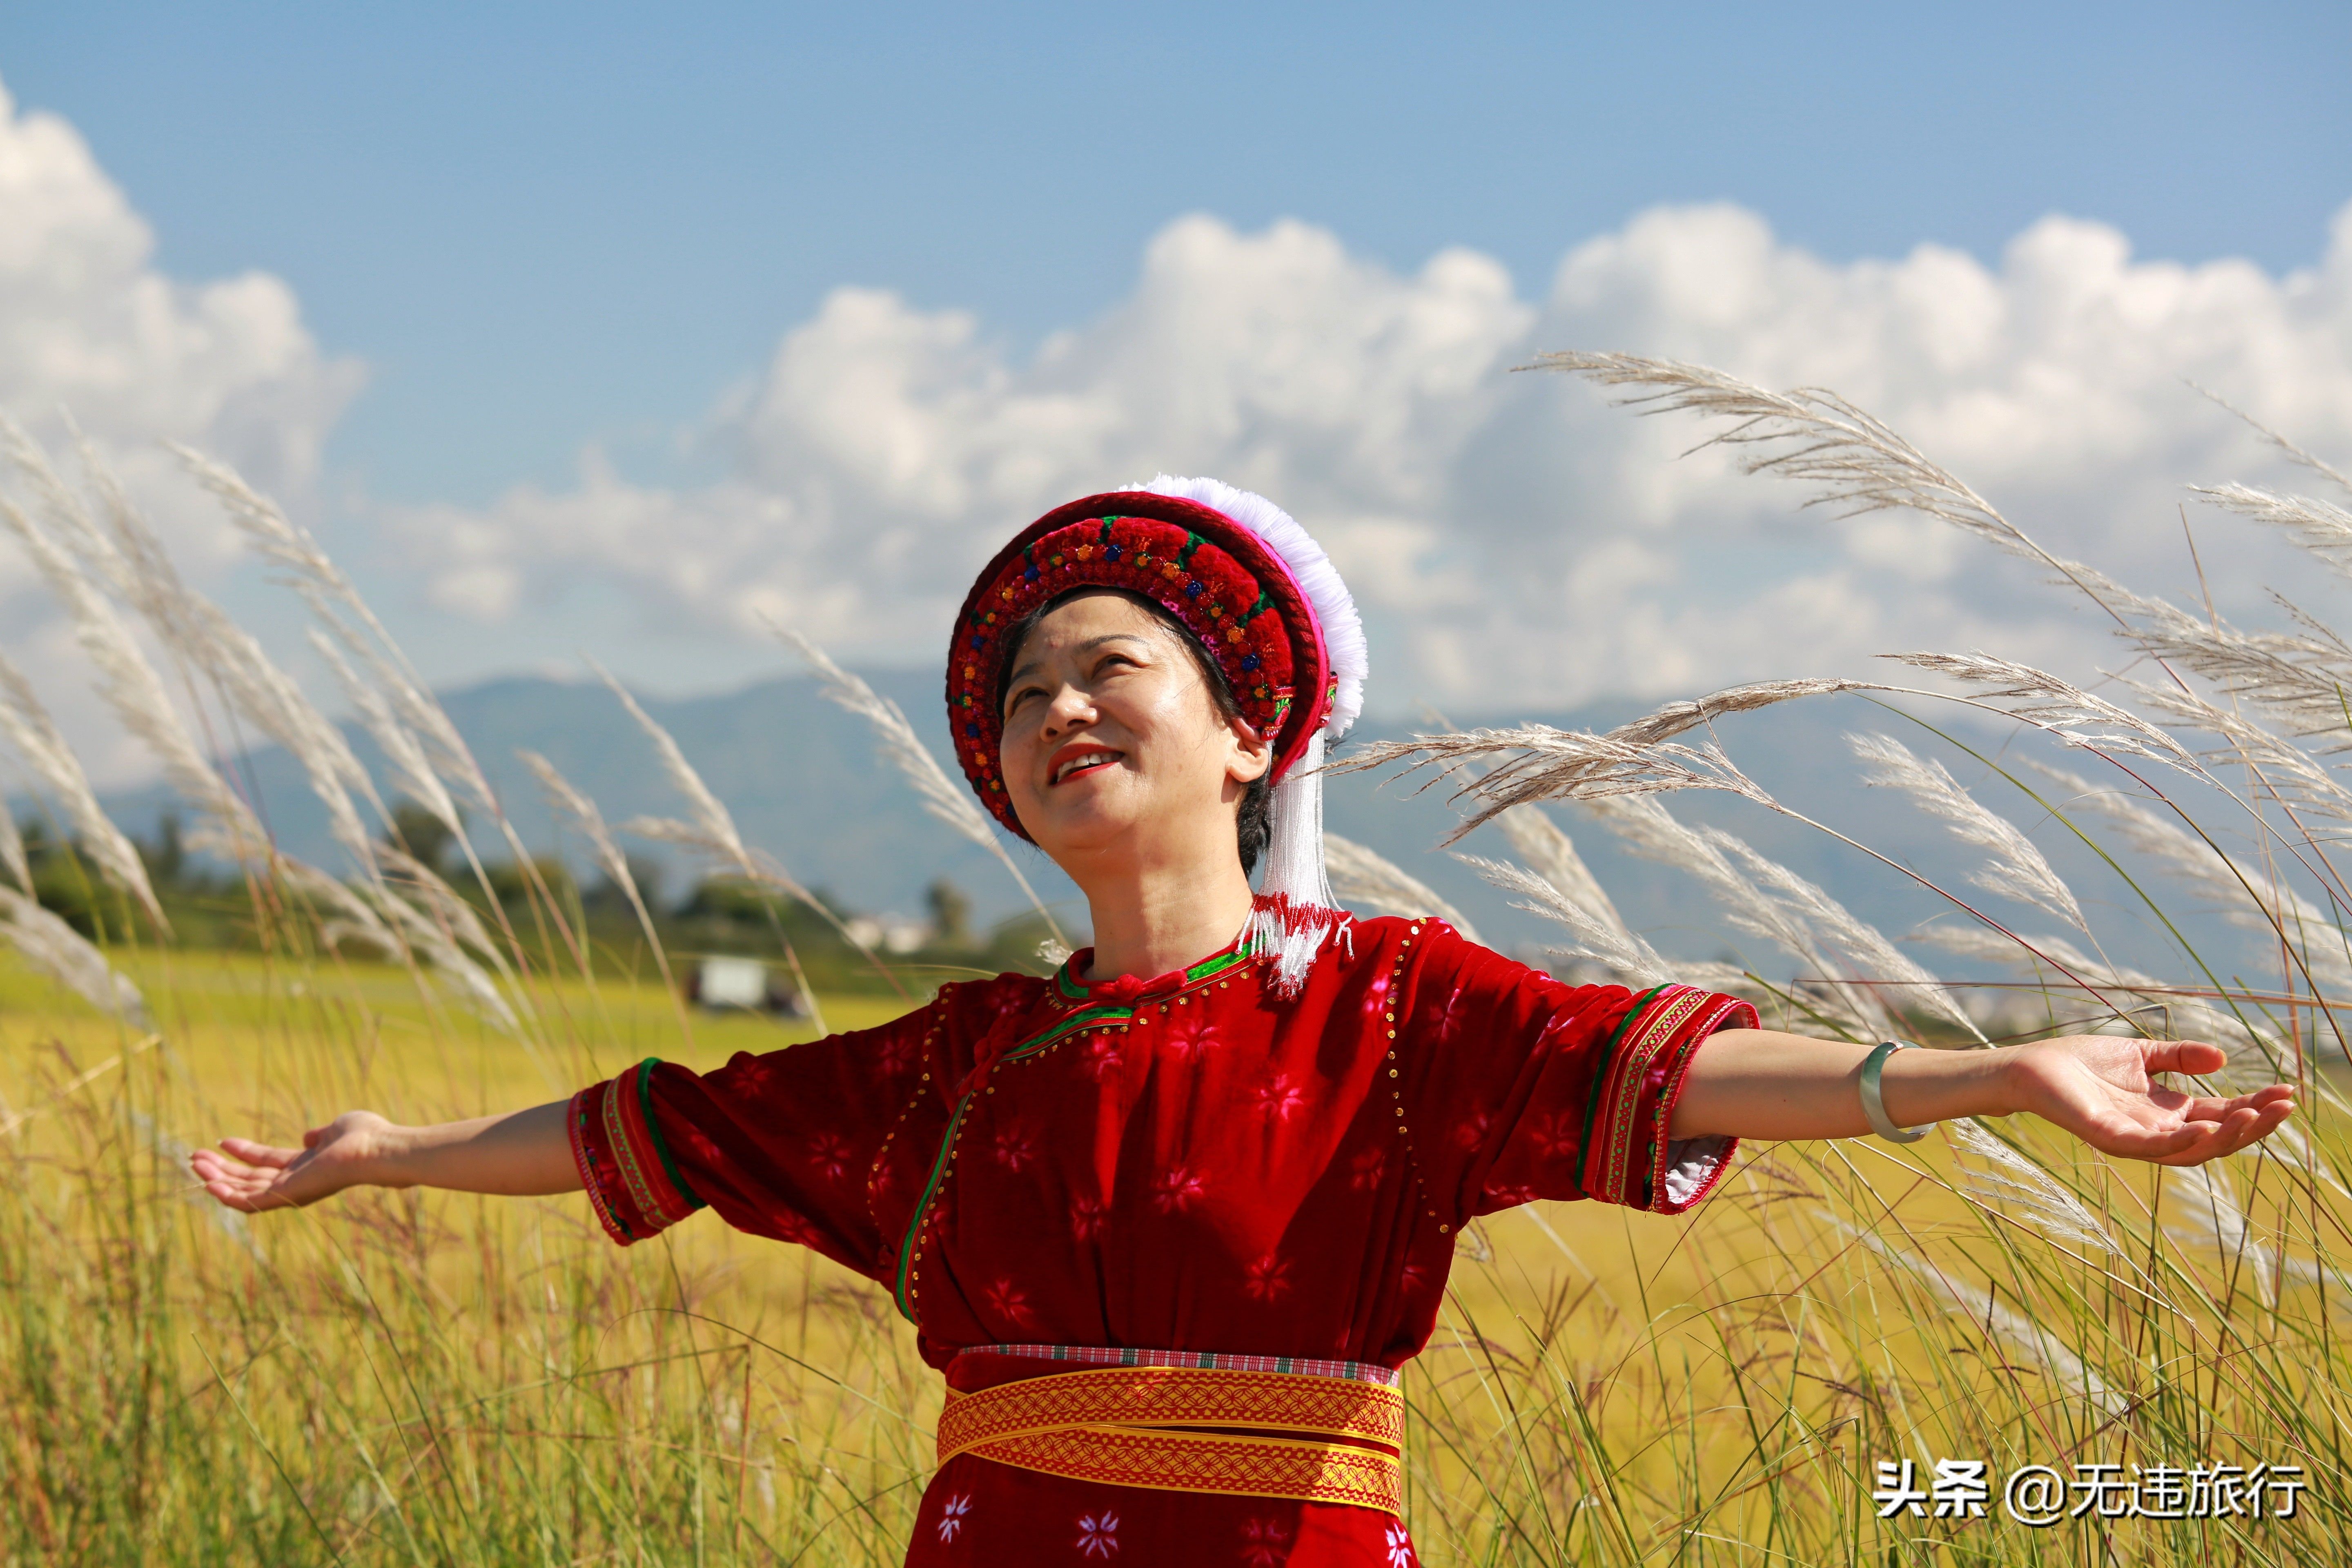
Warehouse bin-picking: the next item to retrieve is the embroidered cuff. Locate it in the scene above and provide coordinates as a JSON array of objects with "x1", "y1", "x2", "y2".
[
  {"x1": 1577, "y1": 985, "x2": 1756, "y2": 1214},
  {"x1": 570, "y1": 1059, "x2": 705, "y2": 1245}
]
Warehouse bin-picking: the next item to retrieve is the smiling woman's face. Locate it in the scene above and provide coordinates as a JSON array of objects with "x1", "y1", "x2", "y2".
[{"x1": 998, "y1": 589, "x2": 1270, "y2": 873}]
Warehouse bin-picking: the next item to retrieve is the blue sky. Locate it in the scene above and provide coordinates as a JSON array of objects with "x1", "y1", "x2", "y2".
[
  {"x1": 0, "y1": 4, "x2": 2347, "y2": 774},
  {"x1": 5, "y1": 2, "x2": 2345, "y2": 508}
]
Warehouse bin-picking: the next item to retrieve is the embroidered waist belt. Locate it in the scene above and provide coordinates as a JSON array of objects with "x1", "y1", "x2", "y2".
[{"x1": 936, "y1": 1360, "x2": 1405, "y2": 1514}]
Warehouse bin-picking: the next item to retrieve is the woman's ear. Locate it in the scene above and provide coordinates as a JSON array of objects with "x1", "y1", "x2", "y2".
[{"x1": 1226, "y1": 715, "x2": 1272, "y2": 787}]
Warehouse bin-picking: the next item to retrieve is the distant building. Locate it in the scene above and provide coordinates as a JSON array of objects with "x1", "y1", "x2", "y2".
[
  {"x1": 684, "y1": 955, "x2": 808, "y2": 1017},
  {"x1": 844, "y1": 914, "x2": 933, "y2": 954}
]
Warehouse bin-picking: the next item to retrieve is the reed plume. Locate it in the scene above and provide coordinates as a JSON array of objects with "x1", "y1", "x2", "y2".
[
  {"x1": 43, "y1": 432, "x2": 387, "y2": 873},
  {"x1": 2029, "y1": 759, "x2": 2352, "y2": 996},
  {"x1": 771, "y1": 624, "x2": 1067, "y2": 949},
  {"x1": 1707, "y1": 828, "x2": 1984, "y2": 1042},
  {"x1": 1522, "y1": 352, "x2": 2133, "y2": 626},
  {"x1": 0, "y1": 788, "x2": 25, "y2": 896},
  {"x1": 517, "y1": 746, "x2": 684, "y2": 1004},
  {"x1": 0, "y1": 886, "x2": 149, "y2": 1027},
  {"x1": 0, "y1": 653, "x2": 163, "y2": 924},
  {"x1": 1342, "y1": 725, "x2": 1774, "y2": 837},
  {"x1": 1493, "y1": 802, "x2": 1636, "y2": 948},
  {"x1": 1849, "y1": 732, "x2": 2087, "y2": 933},
  {"x1": 2190, "y1": 381, "x2": 2352, "y2": 497},
  {"x1": 177, "y1": 447, "x2": 573, "y2": 968},
  {"x1": 1579, "y1": 795, "x2": 1888, "y2": 1036},
  {"x1": 593, "y1": 662, "x2": 876, "y2": 1023},
  {"x1": 1924, "y1": 922, "x2": 2269, "y2": 1082},
  {"x1": 1452, "y1": 851, "x2": 1663, "y2": 984},
  {"x1": 362, "y1": 866, "x2": 523, "y2": 1036},
  {"x1": 0, "y1": 466, "x2": 268, "y2": 881},
  {"x1": 307, "y1": 628, "x2": 463, "y2": 842},
  {"x1": 1320, "y1": 832, "x2": 1481, "y2": 943},
  {"x1": 2191, "y1": 482, "x2": 2352, "y2": 580},
  {"x1": 1942, "y1": 1116, "x2": 2119, "y2": 1257}
]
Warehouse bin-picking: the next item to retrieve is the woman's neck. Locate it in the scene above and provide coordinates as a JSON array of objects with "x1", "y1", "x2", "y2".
[{"x1": 1076, "y1": 854, "x2": 1258, "y2": 983}]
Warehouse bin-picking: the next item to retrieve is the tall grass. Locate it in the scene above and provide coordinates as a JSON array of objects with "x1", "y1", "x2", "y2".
[{"x1": 0, "y1": 369, "x2": 2345, "y2": 1564}]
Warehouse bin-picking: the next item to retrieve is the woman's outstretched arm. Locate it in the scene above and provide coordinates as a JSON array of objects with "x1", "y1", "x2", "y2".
[
  {"x1": 1670, "y1": 1030, "x2": 2295, "y2": 1167},
  {"x1": 191, "y1": 1102, "x2": 579, "y2": 1213}
]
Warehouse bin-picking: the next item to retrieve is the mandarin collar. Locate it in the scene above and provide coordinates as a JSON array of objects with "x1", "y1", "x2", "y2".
[{"x1": 1057, "y1": 927, "x2": 1255, "y2": 1006}]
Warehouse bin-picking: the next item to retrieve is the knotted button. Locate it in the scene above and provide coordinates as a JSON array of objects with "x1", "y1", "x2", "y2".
[
  {"x1": 1094, "y1": 972, "x2": 1150, "y2": 1006},
  {"x1": 955, "y1": 1033, "x2": 1012, "y2": 1099}
]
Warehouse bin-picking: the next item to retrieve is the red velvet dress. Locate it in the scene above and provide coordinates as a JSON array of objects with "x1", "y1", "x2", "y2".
[{"x1": 569, "y1": 916, "x2": 1753, "y2": 1566}]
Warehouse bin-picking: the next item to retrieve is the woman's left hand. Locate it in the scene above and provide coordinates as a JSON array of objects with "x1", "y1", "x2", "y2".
[{"x1": 2002, "y1": 1036, "x2": 2295, "y2": 1166}]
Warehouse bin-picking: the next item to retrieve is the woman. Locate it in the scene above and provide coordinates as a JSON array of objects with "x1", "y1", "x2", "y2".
[{"x1": 195, "y1": 479, "x2": 2294, "y2": 1566}]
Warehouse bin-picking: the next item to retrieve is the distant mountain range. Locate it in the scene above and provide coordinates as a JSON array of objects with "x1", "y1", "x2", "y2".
[{"x1": 85, "y1": 668, "x2": 2207, "y2": 981}]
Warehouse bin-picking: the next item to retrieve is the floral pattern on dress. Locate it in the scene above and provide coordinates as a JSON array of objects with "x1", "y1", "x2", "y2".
[
  {"x1": 1528, "y1": 1109, "x2": 1579, "y2": 1160},
  {"x1": 992, "y1": 1125, "x2": 1037, "y2": 1173},
  {"x1": 1451, "y1": 1109, "x2": 1493, "y2": 1151},
  {"x1": 983, "y1": 1277, "x2": 1038, "y2": 1330},
  {"x1": 1076, "y1": 1510, "x2": 1121, "y2": 1558},
  {"x1": 1242, "y1": 1252, "x2": 1292, "y2": 1302},
  {"x1": 1238, "y1": 1516, "x2": 1292, "y2": 1566},
  {"x1": 807, "y1": 1132, "x2": 853, "y2": 1184},
  {"x1": 936, "y1": 1493, "x2": 972, "y2": 1543},
  {"x1": 1163, "y1": 1014, "x2": 1225, "y2": 1061},
  {"x1": 878, "y1": 1030, "x2": 920, "y2": 1074},
  {"x1": 1249, "y1": 1072, "x2": 1308, "y2": 1124},
  {"x1": 1151, "y1": 1165, "x2": 1207, "y2": 1214},
  {"x1": 1080, "y1": 1033, "x2": 1126, "y2": 1081}
]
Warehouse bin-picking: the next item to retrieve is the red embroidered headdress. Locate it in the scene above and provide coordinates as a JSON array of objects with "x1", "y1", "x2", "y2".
[{"x1": 947, "y1": 477, "x2": 1368, "y2": 991}]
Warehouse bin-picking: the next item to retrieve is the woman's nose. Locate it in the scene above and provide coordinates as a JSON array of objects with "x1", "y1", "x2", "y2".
[{"x1": 1041, "y1": 685, "x2": 1096, "y2": 736}]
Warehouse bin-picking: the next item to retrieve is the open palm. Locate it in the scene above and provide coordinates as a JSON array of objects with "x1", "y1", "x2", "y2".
[
  {"x1": 189, "y1": 1111, "x2": 399, "y2": 1213},
  {"x1": 2010, "y1": 1036, "x2": 2294, "y2": 1166}
]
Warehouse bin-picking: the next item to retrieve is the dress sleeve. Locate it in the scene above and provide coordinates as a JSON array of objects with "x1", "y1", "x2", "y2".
[
  {"x1": 566, "y1": 1000, "x2": 938, "y2": 1280},
  {"x1": 1396, "y1": 921, "x2": 1757, "y2": 1222}
]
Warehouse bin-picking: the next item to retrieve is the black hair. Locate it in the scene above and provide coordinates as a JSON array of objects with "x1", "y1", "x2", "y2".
[{"x1": 995, "y1": 586, "x2": 1276, "y2": 875}]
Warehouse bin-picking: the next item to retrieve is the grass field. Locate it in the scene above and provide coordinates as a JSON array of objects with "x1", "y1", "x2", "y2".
[
  {"x1": 1, "y1": 945, "x2": 2341, "y2": 1567},
  {"x1": 4, "y1": 354, "x2": 2348, "y2": 1565}
]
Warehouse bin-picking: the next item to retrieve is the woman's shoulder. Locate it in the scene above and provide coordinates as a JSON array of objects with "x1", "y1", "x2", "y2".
[
  {"x1": 1328, "y1": 911, "x2": 1600, "y2": 1004},
  {"x1": 1341, "y1": 911, "x2": 1483, "y2": 962},
  {"x1": 914, "y1": 969, "x2": 1058, "y2": 1027},
  {"x1": 1300, "y1": 912, "x2": 1498, "y2": 993}
]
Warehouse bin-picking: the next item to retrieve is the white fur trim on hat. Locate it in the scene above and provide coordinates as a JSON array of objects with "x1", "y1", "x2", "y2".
[{"x1": 1127, "y1": 475, "x2": 1366, "y2": 741}]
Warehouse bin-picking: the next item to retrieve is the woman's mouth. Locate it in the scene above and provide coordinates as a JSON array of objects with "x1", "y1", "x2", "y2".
[{"x1": 1050, "y1": 748, "x2": 1124, "y2": 786}]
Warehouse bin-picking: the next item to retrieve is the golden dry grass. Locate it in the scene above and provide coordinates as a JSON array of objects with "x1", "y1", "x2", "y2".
[{"x1": 0, "y1": 947, "x2": 2339, "y2": 1566}]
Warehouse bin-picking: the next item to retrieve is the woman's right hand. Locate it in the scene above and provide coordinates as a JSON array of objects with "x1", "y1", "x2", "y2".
[{"x1": 191, "y1": 1111, "x2": 407, "y2": 1213}]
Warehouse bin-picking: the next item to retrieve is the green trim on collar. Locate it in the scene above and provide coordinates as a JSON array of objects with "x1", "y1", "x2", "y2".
[
  {"x1": 1184, "y1": 947, "x2": 1254, "y2": 984},
  {"x1": 1008, "y1": 1004, "x2": 1134, "y2": 1058}
]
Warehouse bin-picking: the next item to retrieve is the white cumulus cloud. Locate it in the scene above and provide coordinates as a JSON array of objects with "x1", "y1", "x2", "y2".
[
  {"x1": 396, "y1": 198, "x2": 2352, "y2": 718},
  {"x1": 0, "y1": 79, "x2": 361, "y2": 512},
  {"x1": 0, "y1": 75, "x2": 362, "y2": 777}
]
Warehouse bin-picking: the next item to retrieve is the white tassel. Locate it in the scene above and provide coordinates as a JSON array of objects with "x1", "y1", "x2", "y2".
[
  {"x1": 1261, "y1": 729, "x2": 1334, "y2": 908},
  {"x1": 1246, "y1": 729, "x2": 1352, "y2": 997},
  {"x1": 1121, "y1": 476, "x2": 1370, "y2": 998}
]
